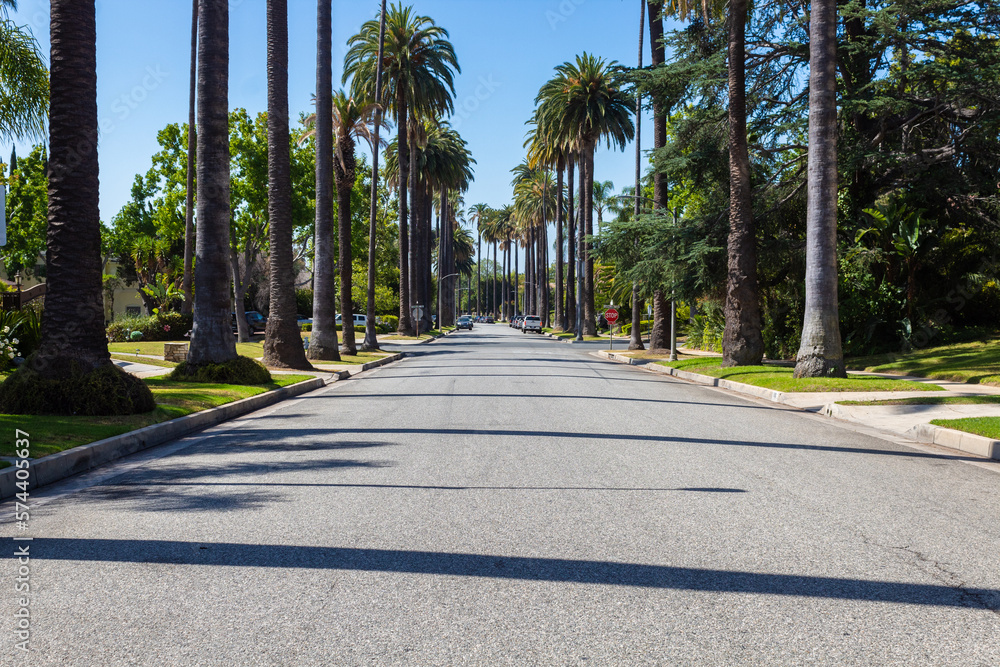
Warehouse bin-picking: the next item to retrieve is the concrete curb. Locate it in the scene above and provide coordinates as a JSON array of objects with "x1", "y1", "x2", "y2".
[
  {"x1": 596, "y1": 350, "x2": 1000, "y2": 462},
  {"x1": 0, "y1": 377, "x2": 325, "y2": 500},
  {"x1": 325, "y1": 352, "x2": 404, "y2": 380},
  {"x1": 907, "y1": 423, "x2": 1000, "y2": 460}
]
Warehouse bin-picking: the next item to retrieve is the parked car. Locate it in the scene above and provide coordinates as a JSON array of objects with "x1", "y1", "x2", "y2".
[
  {"x1": 232, "y1": 310, "x2": 268, "y2": 334},
  {"x1": 510, "y1": 315, "x2": 523, "y2": 329},
  {"x1": 485, "y1": 316, "x2": 495, "y2": 324},
  {"x1": 335, "y1": 313, "x2": 369, "y2": 328},
  {"x1": 522, "y1": 315, "x2": 542, "y2": 334},
  {"x1": 456, "y1": 315, "x2": 474, "y2": 330}
]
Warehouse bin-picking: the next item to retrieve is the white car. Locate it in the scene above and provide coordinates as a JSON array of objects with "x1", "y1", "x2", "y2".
[
  {"x1": 522, "y1": 315, "x2": 542, "y2": 333},
  {"x1": 336, "y1": 313, "x2": 369, "y2": 328}
]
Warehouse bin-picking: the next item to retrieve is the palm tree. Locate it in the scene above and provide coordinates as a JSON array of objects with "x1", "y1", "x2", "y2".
[
  {"x1": 592, "y1": 180, "x2": 615, "y2": 234},
  {"x1": 345, "y1": 4, "x2": 460, "y2": 336},
  {"x1": 303, "y1": 92, "x2": 386, "y2": 357},
  {"x1": 361, "y1": 0, "x2": 388, "y2": 352},
  {"x1": 720, "y1": 0, "x2": 763, "y2": 367},
  {"x1": 536, "y1": 54, "x2": 634, "y2": 336},
  {"x1": 0, "y1": 0, "x2": 48, "y2": 142},
  {"x1": 468, "y1": 203, "x2": 491, "y2": 315},
  {"x1": 188, "y1": 0, "x2": 238, "y2": 367},
  {"x1": 307, "y1": 0, "x2": 339, "y2": 361},
  {"x1": 794, "y1": 0, "x2": 845, "y2": 378},
  {"x1": 629, "y1": 0, "x2": 645, "y2": 352},
  {"x1": 181, "y1": 0, "x2": 197, "y2": 315},
  {"x1": 0, "y1": 0, "x2": 154, "y2": 415},
  {"x1": 262, "y1": 0, "x2": 311, "y2": 370}
]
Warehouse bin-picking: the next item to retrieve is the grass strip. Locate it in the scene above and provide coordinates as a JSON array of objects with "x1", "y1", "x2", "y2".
[
  {"x1": 656, "y1": 358, "x2": 943, "y2": 393},
  {"x1": 838, "y1": 396, "x2": 1000, "y2": 407},
  {"x1": 849, "y1": 337, "x2": 1000, "y2": 387},
  {"x1": 929, "y1": 417, "x2": 1000, "y2": 440},
  {"x1": 0, "y1": 374, "x2": 312, "y2": 458}
]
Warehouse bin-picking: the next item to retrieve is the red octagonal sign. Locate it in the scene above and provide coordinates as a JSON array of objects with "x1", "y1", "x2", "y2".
[{"x1": 604, "y1": 308, "x2": 619, "y2": 324}]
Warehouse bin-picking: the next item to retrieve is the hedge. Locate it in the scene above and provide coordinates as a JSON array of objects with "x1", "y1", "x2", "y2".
[{"x1": 107, "y1": 312, "x2": 193, "y2": 342}]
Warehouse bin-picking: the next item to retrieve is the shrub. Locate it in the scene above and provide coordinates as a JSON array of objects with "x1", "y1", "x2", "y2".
[
  {"x1": 0, "y1": 309, "x2": 42, "y2": 363},
  {"x1": 0, "y1": 359, "x2": 156, "y2": 415},
  {"x1": 295, "y1": 289, "x2": 313, "y2": 318},
  {"x1": 621, "y1": 320, "x2": 654, "y2": 336},
  {"x1": 380, "y1": 315, "x2": 399, "y2": 332},
  {"x1": 169, "y1": 355, "x2": 272, "y2": 385},
  {"x1": 107, "y1": 312, "x2": 193, "y2": 342}
]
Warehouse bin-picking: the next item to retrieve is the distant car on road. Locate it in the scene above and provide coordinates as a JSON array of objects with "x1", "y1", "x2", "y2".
[
  {"x1": 485, "y1": 316, "x2": 495, "y2": 324},
  {"x1": 522, "y1": 315, "x2": 542, "y2": 333},
  {"x1": 456, "y1": 315, "x2": 474, "y2": 330},
  {"x1": 336, "y1": 313, "x2": 369, "y2": 328}
]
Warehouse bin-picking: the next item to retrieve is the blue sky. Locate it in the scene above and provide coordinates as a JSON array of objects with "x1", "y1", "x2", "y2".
[{"x1": 11, "y1": 0, "x2": 678, "y2": 229}]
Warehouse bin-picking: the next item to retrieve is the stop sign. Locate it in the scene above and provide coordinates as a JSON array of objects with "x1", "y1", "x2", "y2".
[{"x1": 605, "y1": 308, "x2": 619, "y2": 323}]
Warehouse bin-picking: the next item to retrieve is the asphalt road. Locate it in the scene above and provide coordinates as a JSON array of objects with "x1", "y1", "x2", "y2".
[{"x1": 5, "y1": 324, "x2": 1000, "y2": 665}]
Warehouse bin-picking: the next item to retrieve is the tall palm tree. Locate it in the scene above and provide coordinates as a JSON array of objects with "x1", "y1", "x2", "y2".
[
  {"x1": 468, "y1": 203, "x2": 491, "y2": 315},
  {"x1": 361, "y1": 0, "x2": 388, "y2": 352},
  {"x1": 794, "y1": 0, "x2": 845, "y2": 378},
  {"x1": 308, "y1": 0, "x2": 339, "y2": 361},
  {"x1": 262, "y1": 0, "x2": 311, "y2": 370},
  {"x1": 181, "y1": 0, "x2": 197, "y2": 315},
  {"x1": 0, "y1": 0, "x2": 154, "y2": 415},
  {"x1": 187, "y1": 0, "x2": 238, "y2": 367},
  {"x1": 592, "y1": 180, "x2": 615, "y2": 234},
  {"x1": 720, "y1": 0, "x2": 763, "y2": 367},
  {"x1": 303, "y1": 92, "x2": 386, "y2": 356},
  {"x1": 536, "y1": 54, "x2": 634, "y2": 336},
  {"x1": 345, "y1": 4, "x2": 460, "y2": 336},
  {"x1": 647, "y1": 0, "x2": 669, "y2": 351},
  {"x1": 629, "y1": 0, "x2": 645, "y2": 352}
]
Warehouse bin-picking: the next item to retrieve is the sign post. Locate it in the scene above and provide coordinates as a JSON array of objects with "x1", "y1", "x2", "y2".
[{"x1": 604, "y1": 307, "x2": 619, "y2": 351}]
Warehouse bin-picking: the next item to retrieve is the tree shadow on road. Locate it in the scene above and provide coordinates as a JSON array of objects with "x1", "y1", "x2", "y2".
[{"x1": 29, "y1": 538, "x2": 1000, "y2": 611}]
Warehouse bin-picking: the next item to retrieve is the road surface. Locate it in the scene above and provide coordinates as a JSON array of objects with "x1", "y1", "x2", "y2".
[{"x1": 5, "y1": 324, "x2": 1000, "y2": 665}]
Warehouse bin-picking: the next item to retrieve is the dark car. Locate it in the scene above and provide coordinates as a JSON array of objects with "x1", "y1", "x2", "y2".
[
  {"x1": 232, "y1": 310, "x2": 268, "y2": 334},
  {"x1": 456, "y1": 315, "x2": 474, "y2": 330},
  {"x1": 485, "y1": 316, "x2": 495, "y2": 324}
]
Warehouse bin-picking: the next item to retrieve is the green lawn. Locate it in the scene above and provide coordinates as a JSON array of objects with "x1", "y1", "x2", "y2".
[
  {"x1": 0, "y1": 374, "x2": 312, "y2": 459},
  {"x1": 108, "y1": 340, "x2": 387, "y2": 366},
  {"x1": 849, "y1": 338, "x2": 1000, "y2": 387},
  {"x1": 656, "y1": 358, "x2": 943, "y2": 393},
  {"x1": 838, "y1": 396, "x2": 1000, "y2": 406},
  {"x1": 929, "y1": 417, "x2": 1000, "y2": 440}
]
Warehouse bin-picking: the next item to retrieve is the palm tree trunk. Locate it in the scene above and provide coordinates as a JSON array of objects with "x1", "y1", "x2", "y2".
[
  {"x1": 188, "y1": 0, "x2": 238, "y2": 367},
  {"x1": 263, "y1": 0, "x2": 311, "y2": 370},
  {"x1": 362, "y1": 0, "x2": 387, "y2": 352},
  {"x1": 396, "y1": 95, "x2": 414, "y2": 335},
  {"x1": 566, "y1": 157, "x2": 576, "y2": 331},
  {"x1": 336, "y1": 133, "x2": 357, "y2": 356},
  {"x1": 181, "y1": 0, "x2": 198, "y2": 315},
  {"x1": 794, "y1": 0, "x2": 845, "y2": 378},
  {"x1": 629, "y1": 0, "x2": 646, "y2": 352},
  {"x1": 308, "y1": 0, "x2": 340, "y2": 361},
  {"x1": 581, "y1": 144, "x2": 597, "y2": 336},
  {"x1": 1, "y1": 0, "x2": 153, "y2": 415},
  {"x1": 492, "y1": 243, "x2": 497, "y2": 317},
  {"x1": 721, "y1": 0, "x2": 764, "y2": 367},
  {"x1": 555, "y1": 160, "x2": 565, "y2": 329},
  {"x1": 476, "y1": 231, "x2": 481, "y2": 316},
  {"x1": 649, "y1": 290, "x2": 669, "y2": 350}
]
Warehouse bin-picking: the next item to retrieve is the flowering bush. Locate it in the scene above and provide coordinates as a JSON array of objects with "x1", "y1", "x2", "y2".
[
  {"x1": 106, "y1": 312, "x2": 193, "y2": 342},
  {"x1": 0, "y1": 326, "x2": 20, "y2": 371}
]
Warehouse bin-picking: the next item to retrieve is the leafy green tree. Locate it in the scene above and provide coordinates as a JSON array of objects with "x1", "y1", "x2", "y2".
[{"x1": 2, "y1": 144, "x2": 47, "y2": 277}]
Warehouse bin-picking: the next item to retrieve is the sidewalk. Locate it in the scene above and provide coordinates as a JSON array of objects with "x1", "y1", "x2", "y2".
[{"x1": 596, "y1": 349, "x2": 1000, "y2": 461}]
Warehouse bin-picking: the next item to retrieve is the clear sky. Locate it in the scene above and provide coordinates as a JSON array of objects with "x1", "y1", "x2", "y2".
[{"x1": 11, "y1": 0, "x2": 679, "y2": 231}]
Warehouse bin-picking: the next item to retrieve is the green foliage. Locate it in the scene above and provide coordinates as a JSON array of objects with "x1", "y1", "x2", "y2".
[
  {"x1": 0, "y1": 361, "x2": 156, "y2": 416},
  {"x1": 0, "y1": 15, "x2": 48, "y2": 142},
  {"x1": 106, "y1": 312, "x2": 193, "y2": 343},
  {"x1": 380, "y1": 315, "x2": 399, "y2": 332},
  {"x1": 620, "y1": 320, "x2": 653, "y2": 336},
  {"x1": 0, "y1": 308, "x2": 41, "y2": 364},
  {"x1": 169, "y1": 356, "x2": 272, "y2": 385},
  {"x1": 684, "y1": 302, "x2": 725, "y2": 353},
  {"x1": 295, "y1": 289, "x2": 313, "y2": 317},
  {"x1": 2, "y1": 145, "x2": 48, "y2": 277}
]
